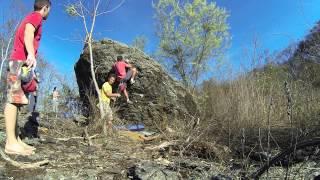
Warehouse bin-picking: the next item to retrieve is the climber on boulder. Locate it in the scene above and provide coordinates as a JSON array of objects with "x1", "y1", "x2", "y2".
[{"x1": 113, "y1": 55, "x2": 138, "y2": 104}]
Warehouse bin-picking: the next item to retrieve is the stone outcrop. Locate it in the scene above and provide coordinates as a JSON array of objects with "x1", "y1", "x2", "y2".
[{"x1": 74, "y1": 39, "x2": 198, "y2": 127}]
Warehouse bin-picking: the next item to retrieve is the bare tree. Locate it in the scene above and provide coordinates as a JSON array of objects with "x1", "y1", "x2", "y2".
[
  {"x1": 0, "y1": 21, "x2": 19, "y2": 80},
  {"x1": 65, "y1": 0, "x2": 125, "y2": 118},
  {"x1": 132, "y1": 35, "x2": 148, "y2": 51}
]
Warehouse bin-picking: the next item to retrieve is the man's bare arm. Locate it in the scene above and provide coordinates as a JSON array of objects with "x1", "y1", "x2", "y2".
[
  {"x1": 126, "y1": 63, "x2": 133, "y2": 68},
  {"x1": 24, "y1": 23, "x2": 36, "y2": 68},
  {"x1": 106, "y1": 92, "x2": 121, "y2": 98}
]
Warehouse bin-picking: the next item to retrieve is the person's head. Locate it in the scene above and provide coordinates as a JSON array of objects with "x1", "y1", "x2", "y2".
[
  {"x1": 117, "y1": 55, "x2": 124, "y2": 62},
  {"x1": 34, "y1": 0, "x2": 51, "y2": 20},
  {"x1": 107, "y1": 74, "x2": 116, "y2": 85},
  {"x1": 53, "y1": 87, "x2": 57, "y2": 91}
]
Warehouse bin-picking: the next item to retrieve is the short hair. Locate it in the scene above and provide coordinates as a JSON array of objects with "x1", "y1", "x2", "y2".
[
  {"x1": 108, "y1": 74, "x2": 116, "y2": 80},
  {"x1": 34, "y1": 0, "x2": 51, "y2": 11},
  {"x1": 117, "y1": 55, "x2": 123, "y2": 61}
]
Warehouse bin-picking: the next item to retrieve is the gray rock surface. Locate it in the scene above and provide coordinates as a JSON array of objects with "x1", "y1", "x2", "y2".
[
  {"x1": 75, "y1": 39, "x2": 198, "y2": 127},
  {"x1": 127, "y1": 160, "x2": 234, "y2": 180},
  {"x1": 128, "y1": 161, "x2": 180, "y2": 180}
]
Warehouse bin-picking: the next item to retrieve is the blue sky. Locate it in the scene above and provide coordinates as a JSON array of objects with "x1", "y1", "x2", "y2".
[
  {"x1": 216, "y1": 0, "x2": 320, "y2": 72},
  {"x1": 1, "y1": 0, "x2": 320, "y2": 79}
]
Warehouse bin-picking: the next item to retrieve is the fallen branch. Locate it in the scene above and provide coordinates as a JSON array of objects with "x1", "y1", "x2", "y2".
[
  {"x1": 0, "y1": 148, "x2": 49, "y2": 169},
  {"x1": 88, "y1": 134, "x2": 99, "y2": 140},
  {"x1": 145, "y1": 140, "x2": 179, "y2": 150},
  {"x1": 251, "y1": 138, "x2": 320, "y2": 179},
  {"x1": 180, "y1": 128, "x2": 206, "y2": 156},
  {"x1": 55, "y1": 134, "x2": 99, "y2": 142},
  {"x1": 84, "y1": 126, "x2": 93, "y2": 146},
  {"x1": 55, "y1": 137, "x2": 84, "y2": 141}
]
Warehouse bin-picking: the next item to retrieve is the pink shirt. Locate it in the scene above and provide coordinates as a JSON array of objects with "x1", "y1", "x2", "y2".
[
  {"x1": 114, "y1": 61, "x2": 129, "y2": 79},
  {"x1": 10, "y1": 12, "x2": 43, "y2": 61}
]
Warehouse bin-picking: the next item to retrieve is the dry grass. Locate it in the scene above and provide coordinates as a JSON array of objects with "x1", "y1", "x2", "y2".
[
  {"x1": 197, "y1": 65, "x2": 320, "y2": 150},
  {"x1": 84, "y1": 89, "x2": 125, "y2": 136}
]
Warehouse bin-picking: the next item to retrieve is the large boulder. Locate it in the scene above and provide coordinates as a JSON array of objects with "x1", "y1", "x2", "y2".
[{"x1": 74, "y1": 39, "x2": 198, "y2": 127}]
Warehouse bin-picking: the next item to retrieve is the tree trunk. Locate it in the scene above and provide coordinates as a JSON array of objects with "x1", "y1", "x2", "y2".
[{"x1": 88, "y1": 37, "x2": 105, "y2": 119}]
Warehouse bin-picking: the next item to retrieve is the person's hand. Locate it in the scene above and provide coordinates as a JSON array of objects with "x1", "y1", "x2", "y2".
[
  {"x1": 26, "y1": 54, "x2": 36, "y2": 69},
  {"x1": 116, "y1": 93, "x2": 121, "y2": 97}
]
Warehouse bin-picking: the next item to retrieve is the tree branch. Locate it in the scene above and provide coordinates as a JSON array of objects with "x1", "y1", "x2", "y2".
[
  {"x1": 96, "y1": 0, "x2": 126, "y2": 16},
  {"x1": 55, "y1": 134, "x2": 99, "y2": 142},
  {"x1": 145, "y1": 141, "x2": 179, "y2": 151},
  {"x1": 79, "y1": 1, "x2": 90, "y2": 35},
  {"x1": 84, "y1": 126, "x2": 93, "y2": 146},
  {"x1": 0, "y1": 148, "x2": 49, "y2": 169},
  {"x1": 53, "y1": 35, "x2": 84, "y2": 43}
]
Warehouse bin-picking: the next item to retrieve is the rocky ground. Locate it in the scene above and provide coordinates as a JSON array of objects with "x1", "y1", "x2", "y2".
[
  {"x1": 0, "y1": 113, "x2": 319, "y2": 179},
  {"x1": 0, "y1": 113, "x2": 236, "y2": 180}
]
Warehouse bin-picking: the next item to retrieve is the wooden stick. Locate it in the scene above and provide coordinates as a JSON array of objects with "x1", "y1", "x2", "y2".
[
  {"x1": 145, "y1": 140, "x2": 179, "y2": 150},
  {"x1": 55, "y1": 137, "x2": 84, "y2": 141},
  {"x1": 84, "y1": 126, "x2": 93, "y2": 146},
  {"x1": 0, "y1": 148, "x2": 49, "y2": 169},
  {"x1": 55, "y1": 134, "x2": 99, "y2": 142}
]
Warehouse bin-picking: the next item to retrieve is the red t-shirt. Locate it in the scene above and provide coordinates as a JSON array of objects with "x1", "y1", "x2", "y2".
[
  {"x1": 10, "y1": 12, "x2": 43, "y2": 61},
  {"x1": 114, "y1": 61, "x2": 129, "y2": 79}
]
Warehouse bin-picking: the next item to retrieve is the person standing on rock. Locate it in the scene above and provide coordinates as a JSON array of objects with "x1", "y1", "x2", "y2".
[
  {"x1": 100, "y1": 74, "x2": 121, "y2": 133},
  {"x1": 52, "y1": 87, "x2": 60, "y2": 117},
  {"x1": 4, "y1": 0, "x2": 51, "y2": 156},
  {"x1": 113, "y1": 55, "x2": 138, "y2": 104}
]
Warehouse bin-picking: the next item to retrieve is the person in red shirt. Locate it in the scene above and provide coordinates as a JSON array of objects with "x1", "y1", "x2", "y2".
[
  {"x1": 113, "y1": 55, "x2": 138, "y2": 104},
  {"x1": 4, "y1": 0, "x2": 51, "y2": 156}
]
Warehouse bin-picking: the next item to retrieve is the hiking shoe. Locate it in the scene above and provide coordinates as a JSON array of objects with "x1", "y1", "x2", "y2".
[
  {"x1": 130, "y1": 79, "x2": 135, "y2": 84},
  {"x1": 127, "y1": 100, "x2": 134, "y2": 104}
]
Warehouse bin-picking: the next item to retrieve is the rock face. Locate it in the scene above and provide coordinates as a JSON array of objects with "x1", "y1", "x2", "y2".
[{"x1": 74, "y1": 39, "x2": 198, "y2": 127}]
